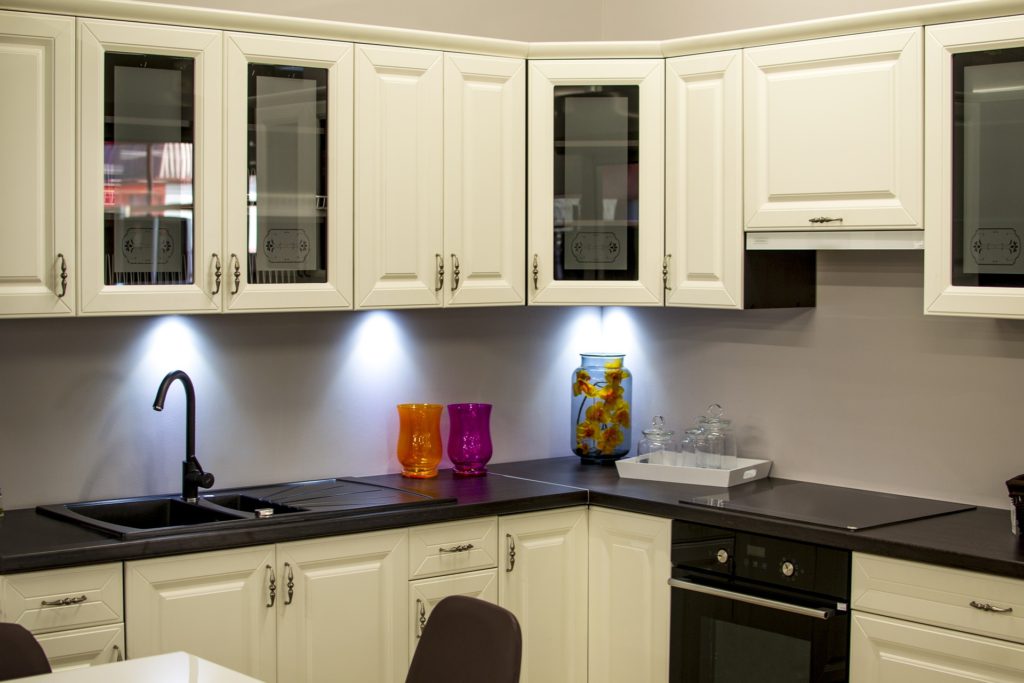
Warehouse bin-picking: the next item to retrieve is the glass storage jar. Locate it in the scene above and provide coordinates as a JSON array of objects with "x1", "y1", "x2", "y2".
[
  {"x1": 637, "y1": 416, "x2": 678, "y2": 465},
  {"x1": 571, "y1": 353, "x2": 632, "y2": 464}
]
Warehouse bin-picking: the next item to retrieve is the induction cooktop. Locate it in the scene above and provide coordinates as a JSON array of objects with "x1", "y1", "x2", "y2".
[{"x1": 680, "y1": 479, "x2": 975, "y2": 531}]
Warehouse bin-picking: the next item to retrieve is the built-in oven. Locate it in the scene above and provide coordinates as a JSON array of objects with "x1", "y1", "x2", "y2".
[{"x1": 668, "y1": 520, "x2": 851, "y2": 683}]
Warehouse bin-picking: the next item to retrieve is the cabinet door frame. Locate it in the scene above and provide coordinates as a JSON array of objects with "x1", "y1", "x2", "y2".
[
  {"x1": 527, "y1": 59, "x2": 665, "y2": 306},
  {"x1": 223, "y1": 32, "x2": 354, "y2": 313},
  {"x1": 923, "y1": 15, "x2": 1024, "y2": 318},
  {"x1": 744, "y1": 27, "x2": 922, "y2": 230},
  {"x1": 354, "y1": 44, "x2": 443, "y2": 309},
  {"x1": 78, "y1": 18, "x2": 223, "y2": 315},
  {"x1": 666, "y1": 50, "x2": 744, "y2": 308},
  {"x1": 443, "y1": 53, "x2": 525, "y2": 307},
  {"x1": 408, "y1": 568, "x2": 498, "y2": 663},
  {"x1": 0, "y1": 11, "x2": 75, "y2": 317}
]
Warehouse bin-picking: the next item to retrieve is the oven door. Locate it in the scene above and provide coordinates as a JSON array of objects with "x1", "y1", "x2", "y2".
[{"x1": 668, "y1": 576, "x2": 849, "y2": 683}]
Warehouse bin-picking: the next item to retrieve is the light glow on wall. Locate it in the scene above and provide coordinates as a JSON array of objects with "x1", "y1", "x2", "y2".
[{"x1": 137, "y1": 315, "x2": 210, "y2": 382}]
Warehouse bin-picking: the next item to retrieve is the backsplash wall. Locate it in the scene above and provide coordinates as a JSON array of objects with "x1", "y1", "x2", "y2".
[{"x1": 1, "y1": 252, "x2": 1022, "y2": 510}]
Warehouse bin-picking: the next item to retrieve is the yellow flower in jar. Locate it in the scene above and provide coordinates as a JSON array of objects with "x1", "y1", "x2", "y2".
[
  {"x1": 597, "y1": 425, "x2": 624, "y2": 454},
  {"x1": 598, "y1": 383, "x2": 624, "y2": 404},
  {"x1": 573, "y1": 369, "x2": 597, "y2": 397},
  {"x1": 611, "y1": 406, "x2": 631, "y2": 428},
  {"x1": 585, "y1": 403, "x2": 607, "y2": 423},
  {"x1": 604, "y1": 367, "x2": 629, "y2": 386},
  {"x1": 576, "y1": 420, "x2": 598, "y2": 441}
]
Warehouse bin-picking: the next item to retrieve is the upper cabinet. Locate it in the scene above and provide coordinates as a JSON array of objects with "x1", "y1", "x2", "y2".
[
  {"x1": 528, "y1": 59, "x2": 664, "y2": 306},
  {"x1": 923, "y1": 15, "x2": 1024, "y2": 318},
  {"x1": 744, "y1": 28, "x2": 923, "y2": 231},
  {"x1": 354, "y1": 46, "x2": 525, "y2": 309},
  {"x1": 78, "y1": 19, "x2": 223, "y2": 315},
  {"x1": 0, "y1": 11, "x2": 75, "y2": 317},
  {"x1": 224, "y1": 32, "x2": 353, "y2": 313}
]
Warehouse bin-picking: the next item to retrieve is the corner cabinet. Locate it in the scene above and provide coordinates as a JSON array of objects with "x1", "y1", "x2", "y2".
[
  {"x1": 527, "y1": 59, "x2": 664, "y2": 306},
  {"x1": 78, "y1": 19, "x2": 223, "y2": 315},
  {"x1": 923, "y1": 15, "x2": 1024, "y2": 318},
  {"x1": 0, "y1": 11, "x2": 75, "y2": 317},
  {"x1": 743, "y1": 27, "x2": 922, "y2": 231}
]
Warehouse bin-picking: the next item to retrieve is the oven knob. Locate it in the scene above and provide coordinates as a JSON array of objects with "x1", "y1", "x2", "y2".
[
  {"x1": 781, "y1": 561, "x2": 796, "y2": 577},
  {"x1": 716, "y1": 549, "x2": 730, "y2": 565}
]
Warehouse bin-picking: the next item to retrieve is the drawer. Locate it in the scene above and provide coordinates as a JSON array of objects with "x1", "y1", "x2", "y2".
[
  {"x1": 2, "y1": 563, "x2": 123, "y2": 634},
  {"x1": 409, "y1": 517, "x2": 498, "y2": 579},
  {"x1": 852, "y1": 553, "x2": 1024, "y2": 645},
  {"x1": 409, "y1": 569, "x2": 498, "y2": 659},
  {"x1": 36, "y1": 623, "x2": 125, "y2": 671}
]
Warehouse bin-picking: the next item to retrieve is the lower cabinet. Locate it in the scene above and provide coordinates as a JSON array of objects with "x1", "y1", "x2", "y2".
[{"x1": 587, "y1": 507, "x2": 671, "y2": 683}]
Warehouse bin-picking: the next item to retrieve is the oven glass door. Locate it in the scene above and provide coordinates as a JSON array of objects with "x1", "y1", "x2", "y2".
[{"x1": 670, "y1": 578, "x2": 848, "y2": 683}]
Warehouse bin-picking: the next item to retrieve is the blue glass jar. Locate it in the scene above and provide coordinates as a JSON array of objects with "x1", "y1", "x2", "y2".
[{"x1": 571, "y1": 353, "x2": 632, "y2": 464}]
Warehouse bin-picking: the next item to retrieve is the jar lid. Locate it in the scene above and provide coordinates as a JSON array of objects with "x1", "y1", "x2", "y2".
[{"x1": 641, "y1": 415, "x2": 674, "y2": 438}]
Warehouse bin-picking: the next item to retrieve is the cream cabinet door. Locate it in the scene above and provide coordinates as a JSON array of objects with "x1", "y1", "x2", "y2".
[
  {"x1": 36, "y1": 624, "x2": 125, "y2": 671},
  {"x1": 223, "y1": 32, "x2": 354, "y2": 313},
  {"x1": 408, "y1": 569, "x2": 498, "y2": 663},
  {"x1": 499, "y1": 507, "x2": 588, "y2": 683},
  {"x1": 527, "y1": 59, "x2": 664, "y2": 306},
  {"x1": 851, "y1": 612, "x2": 1024, "y2": 682},
  {"x1": 0, "y1": 11, "x2": 74, "y2": 317},
  {"x1": 78, "y1": 19, "x2": 223, "y2": 315},
  {"x1": 125, "y1": 546, "x2": 277, "y2": 682},
  {"x1": 443, "y1": 53, "x2": 525, "y2": 307},
  {"x1": 588, "y1": 508, "x2": 670, "y2": 683},
  {"x1": 744, "y1": 27, "x2": 922, "y2": 230},
  {"x1": 354, "y1": 44, "x2": 443, "y2": 309},
  {"x1": 666, "y1": 50, "x2": 743, "y2": 309},
  {"x1": 277, "y1": 528, "x2": 408, "y2": 683}
]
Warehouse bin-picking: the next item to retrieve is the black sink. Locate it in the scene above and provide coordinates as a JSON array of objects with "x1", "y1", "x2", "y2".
[{"x1": 201, "y1": 493, "x2": 306, "y2": 516}]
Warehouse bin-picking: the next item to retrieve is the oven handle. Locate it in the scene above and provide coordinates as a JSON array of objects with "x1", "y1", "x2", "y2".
[{"x1": 668, "y1": 578, "x2": 835, "y2": 621}]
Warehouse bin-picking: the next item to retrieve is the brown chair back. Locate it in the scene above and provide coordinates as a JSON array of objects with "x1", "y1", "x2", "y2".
[{"x1": 0, "y1": 622, "x2": 52, "y2": 680}]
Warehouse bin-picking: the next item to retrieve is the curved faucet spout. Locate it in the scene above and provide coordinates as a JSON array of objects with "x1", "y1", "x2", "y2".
[{"x1": 153, "y1": 370, "x2": 213, "y2": 502}]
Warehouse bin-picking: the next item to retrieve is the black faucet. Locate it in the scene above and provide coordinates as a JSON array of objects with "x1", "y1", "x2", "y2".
[{"x1": 153, "y1": 370, "x2": 215, "y2": 503}]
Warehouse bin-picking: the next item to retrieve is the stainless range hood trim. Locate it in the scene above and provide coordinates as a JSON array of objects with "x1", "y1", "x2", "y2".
[{"x1": 745, "y1": 230, "x2": 925, "y2": 251}]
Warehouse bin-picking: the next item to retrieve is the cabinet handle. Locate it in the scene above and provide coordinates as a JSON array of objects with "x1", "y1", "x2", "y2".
[
  {"x1": 451, "y1": 253, "x2": 460, "y2": 291},
  {"x1": 266, "y1": 564, "x2": 277, "y2": 607},
  {"x1": 808, "y1": 216, "x2": 843, "y2": 224},
  {"x1": 416, "y1": 598, "x2": 427, "y2": 638},
  {"x1": 439, "y1": 543, "x2": 474, "y2": 554},
  {"x1": 532, "y1": 254, "x2": 539, "y2": 290},
  {"x1": 211, "y1": 253, "x2": 222, "y2": 295},
  {"x1": 435, "y1": 253, "x2": 444, "y2": 292},
  {"x1": 230, "y1": 253, "x2": 241, "y2": 295},
  {"x1": 284, "y1": 562, "x2": 294, "y2": 606},
  {"x1": 41, "y1": 594, "x2": 87, "y2": 607},
  {"x1": 112, "y1": 644, "x2": 123, "y2": 662},
  {"x1": 56, "y1": 253, "x2": 68, "y2": 298},
  {"x1": 663, "y1": 255, "x2": 672, "y2": 292},
  {"x1": 506, "y1": 534, "x2": 516, "y2": 573},
  {"x1": 970, "y1": 600, "x2": 1013, "y2": 614}
]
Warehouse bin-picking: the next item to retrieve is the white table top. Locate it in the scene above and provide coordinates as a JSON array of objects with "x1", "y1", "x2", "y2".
[{"x1": 18, "y1": 652, "x2": 264, "y2": 682}]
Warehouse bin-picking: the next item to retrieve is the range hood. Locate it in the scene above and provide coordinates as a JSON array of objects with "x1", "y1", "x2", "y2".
[{"x1": 746, "y1": 230, "x2": 924, "y2": 251}]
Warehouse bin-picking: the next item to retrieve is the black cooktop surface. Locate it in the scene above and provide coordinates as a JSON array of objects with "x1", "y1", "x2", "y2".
[{"x1": 682, "y1": 479, "x2": 976, "y2": 531}]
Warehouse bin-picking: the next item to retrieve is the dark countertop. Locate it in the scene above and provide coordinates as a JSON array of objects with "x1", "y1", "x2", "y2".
[{"x1": 2, "y1": 457, "x2": 1022, "y2": 579}]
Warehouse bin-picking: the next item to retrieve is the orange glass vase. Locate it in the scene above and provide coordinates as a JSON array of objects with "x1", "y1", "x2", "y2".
[{"x1": 396, "y1": 403, "x2": 443, "y2": 478}]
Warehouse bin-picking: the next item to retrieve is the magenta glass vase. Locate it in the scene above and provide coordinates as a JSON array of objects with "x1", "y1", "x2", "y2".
[{"x1": 446, "y1": 403, "x2": 493, "y2": 477}]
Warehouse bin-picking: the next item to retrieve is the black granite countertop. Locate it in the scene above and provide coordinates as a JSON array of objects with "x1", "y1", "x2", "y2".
[{"x1": 2, "y1": 457, "x2": 1022, "y2": 580}]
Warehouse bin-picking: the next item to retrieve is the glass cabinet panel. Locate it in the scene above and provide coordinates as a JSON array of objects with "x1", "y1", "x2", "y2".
[
  {"x1": 104, "y1": 53, "x2": 195, "y2": 286},
  {"x1": 953, "y1": 47, "x2": 1024, "y2": 286},
  {"x1": 247, "y1": 64, "x2": 328, "y2": 285},
  {"x1": 553, "y1": 85, "x2": 639, "y2": 281}
]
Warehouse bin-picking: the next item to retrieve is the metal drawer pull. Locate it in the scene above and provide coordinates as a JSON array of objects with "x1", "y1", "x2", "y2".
[
  {"x1": 532, "y1": 255, "x2": 539, "y2": 290},
  {"x1": 809, "y1": 216, "x2": 843, "y2": 224},
  {"x1": 416, "y1": 598, "x2": 427, "y2": 638},
  {"x1": 41, "y1": 595, "x2": 87, "y2": 607},
  {"x1": 230, "y1": 253, "x2": 241, "y2": 295},
  {"x1": 56, "y1": 253, "x2": 68, "y2": 298},
  {"x1": 668, "y1": 578, "x2": 835, "y2": 621},
  {"x1": 970, "y1": 600, "x2": 1013, "y2": 614},
  {"x1": 266, "y1": 564, "x2": 277, "y2": 607},
  {"x1": 506, "y1": 534, "x2": 516, "y2": 572},
  {"x1": 435, "y1": 254, "x2": 444, "y2": 292},
  {"x1": 284, "y1": 562, "x2": 294, "y2": 605},
  {"x1": 112, "y1": 645, "x2": 123, "y2": 662},
  {"x1": 451, "y1": 253, "x2": 460, "y2": 291},
  {"x1": 211, "y1": 253, "x2": 222, "y2": 295},
  {"x1": 439, "y1": 543, "x2": 474, "y2": 554}
]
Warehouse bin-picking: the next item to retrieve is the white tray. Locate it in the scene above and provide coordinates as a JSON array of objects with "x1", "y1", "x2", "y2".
[{"x1": 615, "y1": 456, "x2": 772, "y2": 488}]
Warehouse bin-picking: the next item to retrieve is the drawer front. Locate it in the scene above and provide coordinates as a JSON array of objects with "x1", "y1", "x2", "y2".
[
  {"x1": 852, "y1": 553, "x2": 1024, "y2": 645},
  {"x1": 36, "y1": 623, "x2": 125, "y2": 671},
  {"x1": 409, "y1": 517, "x2": 498, "y2": 579},
  {"x1": 2, "y1": 563, "x2": 123, "y2": 634},
  {"x1": 409, "y1": 569, "x2": 499, "y2": 660}
]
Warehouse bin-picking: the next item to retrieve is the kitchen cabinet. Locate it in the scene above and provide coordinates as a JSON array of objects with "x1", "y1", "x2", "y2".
[
  {"x1": 223, "y1": 32, "x2": 354, "y2": 313},
  {"x1": 78, "y1": 18, "x2": 223, "y2": 315},
  {"x1": 850, "y1": 552, "x2": 1024, "y2": 682},
  {"x1": 499, "y1": 506, "x2": 588, "y2": 683},
  {"x1": 0, "y1": 11, "x2": 75, "y2": 317},
  {"x1": 743, "y1": 27, "x2": 922, "y2": 231},
  {"x1": 923, "y1": 15, "x2": 1024, "y2": 318},
  {"x1": 587, "y1": 507, "x2": 670, "y2": 683},
  {"x1": 527, "y1": 59, "x2": 664, "y2": 306},
  {"x1": 1, "y1": 563, "x2": 124, "y2": 671},
  {"x1": 354, "y1": 45, "x2": 525, "y2": 309}
]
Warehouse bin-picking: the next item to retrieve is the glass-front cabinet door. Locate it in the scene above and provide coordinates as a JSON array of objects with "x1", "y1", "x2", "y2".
[
  {"x1": 79, "y1": 19, "x2": 221, "y2": 315},
  {"x1": 224, "y1": 33, "x2": 353, "y2": 312},
  {"x1": 528, "y1": 59, "x2": 664, "y2": 305},
  {"x1": 925, "y1": 15, "x2": 1024, "y2": 318}
]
